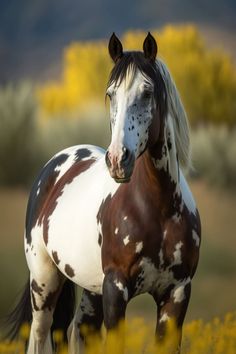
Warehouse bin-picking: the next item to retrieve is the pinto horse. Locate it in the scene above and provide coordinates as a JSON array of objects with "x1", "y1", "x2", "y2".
[{"x1": 6, "y1": 33, "x2": 201, "y2": 353}]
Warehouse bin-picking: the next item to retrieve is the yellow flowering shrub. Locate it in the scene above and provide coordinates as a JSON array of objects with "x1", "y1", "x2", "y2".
[
  {"x1": 38, "y1": 25, "x2": 236, "y2": 125},
  {"x1": 1, "y1": 312, "x2": 236, "y2": 353}
]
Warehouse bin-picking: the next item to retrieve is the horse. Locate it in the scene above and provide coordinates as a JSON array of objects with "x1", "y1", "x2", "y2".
[{"x1": 5, "y1": 32, "x2": 201, "y2": 354}]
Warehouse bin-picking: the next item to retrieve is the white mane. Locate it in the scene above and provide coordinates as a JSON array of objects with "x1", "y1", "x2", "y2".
[{"x1": 156, "y1": 59, "x2": 191, "y2": 169}]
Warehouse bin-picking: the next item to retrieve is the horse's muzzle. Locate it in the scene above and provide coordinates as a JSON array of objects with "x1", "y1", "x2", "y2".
[{"x1": 105, "y1": 148, "x2": 135, "y2": 183}]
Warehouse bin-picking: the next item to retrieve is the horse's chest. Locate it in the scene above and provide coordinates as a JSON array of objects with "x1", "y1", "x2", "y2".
[
  {"x1": 132, "y1": 229, "x2": 189, "y2": 297},
  {"x1": 133, "y1": 254, "x2": 179, "y2": 297}
]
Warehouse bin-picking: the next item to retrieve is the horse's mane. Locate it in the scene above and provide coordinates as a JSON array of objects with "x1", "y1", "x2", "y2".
[
  {"x1": 156, "y1": 59, "x2": 191, "y2": 169},
  {"x1": 108, "y1": 52, "x2": 191, "y2": 169}
]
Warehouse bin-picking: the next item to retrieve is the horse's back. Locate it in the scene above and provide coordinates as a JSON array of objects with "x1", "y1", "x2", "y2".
[{"x1": 25, "y1": 144, "x2": 118, "y2": 293}]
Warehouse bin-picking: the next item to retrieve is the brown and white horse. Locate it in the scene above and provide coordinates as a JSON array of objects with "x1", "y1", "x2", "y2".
[{"x1": 6, "y1": 33, "x2": 201, "y2": 353}]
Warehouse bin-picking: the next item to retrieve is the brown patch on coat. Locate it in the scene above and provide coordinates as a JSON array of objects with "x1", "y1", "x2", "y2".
[
  {"x1": 31, "y1": 292, "x2": 39, "y2": 311},
  {"x1": 37, "y1": 159, "x2": 96, "y2": 245},
  {"x1": 98, "y1": 233, "x2": 102, "y2": 246},
  {"x1": 65, "y1": 264, "x2": 75, "y2": 278},
  {"x1": 31, "y1": 279, "x2": 43, "y2": 296},
  {"x1": 42, "y1": 289, "x2": 59, "y2": 311},
  {"x1": 98, "y1": 149, "x2": 200, "y2": 300},
  {"x1": 52, "y1": 250, "x2": 60, "y2": 265}
]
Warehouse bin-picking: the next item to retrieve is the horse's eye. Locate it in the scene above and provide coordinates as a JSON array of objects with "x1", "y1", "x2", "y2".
[
  {"x1": 106, "y1": 92, "x2": 112, "y2": 100},
  {"x1": 142, "y1": 90, "x2": 152, "y2": 100}
]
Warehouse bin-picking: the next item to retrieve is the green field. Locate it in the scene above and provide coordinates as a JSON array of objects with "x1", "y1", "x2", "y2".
[{"x1": 0, "y1": 180, "x2": 236, "y2": 322}]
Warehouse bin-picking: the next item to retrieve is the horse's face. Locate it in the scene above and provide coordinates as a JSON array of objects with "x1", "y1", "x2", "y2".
[
  {"x1": 106, "y1": 70, "x2": 157, "y2": 182},
  {"x1": 105, "y1": 33, "x2": 162, "y2": 183}
]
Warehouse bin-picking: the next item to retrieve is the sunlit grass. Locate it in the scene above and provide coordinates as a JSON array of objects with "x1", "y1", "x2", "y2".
[{"x1": 1, "y1": 312, "x2": 236, "y2": 353}]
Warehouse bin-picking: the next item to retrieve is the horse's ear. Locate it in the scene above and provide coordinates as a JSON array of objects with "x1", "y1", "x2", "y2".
[
  {"x1": 143, "y1": 32, "x2": 158, "y2": 61},
  {"x1": 108, "y1": 33, "x2": 123, "y2": 63}
]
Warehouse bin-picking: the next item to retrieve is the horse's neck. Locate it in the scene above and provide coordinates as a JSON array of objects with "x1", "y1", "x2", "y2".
[{"x1": 151, "y1": 114, "x2": 180, "y2": 194}]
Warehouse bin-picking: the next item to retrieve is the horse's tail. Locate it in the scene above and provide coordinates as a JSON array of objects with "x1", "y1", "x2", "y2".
[
  {"x1": 3, "y1": 276, "x2": 76, "y2": 341},
  {"x1": 3, "y1": 278, "x2": 32, "y2": 340},
  {"x1": 52, "y1": 279, "x2": 76, "y2": 340}
]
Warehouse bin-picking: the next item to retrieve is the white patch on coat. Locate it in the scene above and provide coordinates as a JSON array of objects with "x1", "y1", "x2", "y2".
[
  {"x1": 159, "y1": 312, "x2": 170, "y2": 323},
  {"x1": 172, "y1": 213, "x2": 181, "y2": 223},
  {"x1": 163, "y1": 230, "x2": 167, "y2": 239},
  {"x1": 135, "y1": 241, "x2": 143, "y2": 253},
  {"x1": 136, "y1": 257, "x2": 174, "y2": 296},
  {"x1": 123, "y1": 235, "x2": 130, "y2": 245},
  {"x1": 114, "y1": 279, "x2": 129, "y2": 301},
  {"x1": 173, "y1": 241, "x2": 183, "y2": 265},
  {"x1": 36, "y1": 180, "x2": 41, "y2": 196},
  {"x1": 54, "y1": 153, "x2": 75, "y2": 183},
  {"x1": 77, "y1": 292, "x2": 95, "y2": 323},
  {"x1": 123, "y1": 216, "x2": 128, "y2": 221},
  {"x1": 43, "y1": 145, "x2": 119, "y2": 294},
  {"x1": 173, "y1": 278, "x2": 190, "y2": 303},
  {"x1": 107, "y1": 70, "x2": 154, "y2": 161},
  {"x1": 159, "y1": 249, "x2": 164, "y2": 267},
  {"x1": 152, "y1": 115, "x2": 179, "y2": 185},
  {"x1": 115, "y1": 227, "x2": 119, "y2": 235},
  {"x1": 192, "y1": 230, "x2": 200, "y2": 247}
]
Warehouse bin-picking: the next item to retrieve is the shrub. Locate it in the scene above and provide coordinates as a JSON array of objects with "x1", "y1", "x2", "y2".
[
  {"x1": 1, "y1": 313, "x2": 236, "y2": 353},
  {"x1": 190, "y1": 125, "x2": 236, "y2": 189},
  {"x1": 38, "y1": 25, "x2": 236, "y2": 126},
  {"x1": 0, "y1": 84, "x2": 110, "y2": 187},
  {"x1": 0, "y1": 83, "x2": 43, "y2": 187}
]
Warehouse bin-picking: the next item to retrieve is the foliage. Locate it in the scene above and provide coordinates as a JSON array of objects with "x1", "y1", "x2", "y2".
[
  {"x1": 190, "y1": 125, "x2": 236, "y2": 189},
  {"x1": 0, "y1": 80, "x2": 235, "y2": 190},
  {"x1": 0, "y1": 82, "x2": 43, "y2": 187},
  {"x1": 1, "y1": 313, "x2": 236, "y2": 353},
  {"x1": 38, "y1": 25, "x2": 236, "y2": 125},
  {"x1": 0, "y1": 82, "x2": 111, "y2": 187}
]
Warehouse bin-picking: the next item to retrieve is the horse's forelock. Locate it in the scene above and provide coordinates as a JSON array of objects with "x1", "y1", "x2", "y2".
[{"x1": 107, "y1": 51, "x2": 167, "y2": 119}]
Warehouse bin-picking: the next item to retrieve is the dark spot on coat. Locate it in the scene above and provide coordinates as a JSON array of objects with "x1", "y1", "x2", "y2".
[
  {"x1": 98, "y1": 233, "x2": 102, "y2": 246},
  {"x1": 65, "y1": 264, "x2": 75, "y2": 277},
  {"x1": 25, "y1": 153, "x2": 69, "y2": 246},
  {"x1": 52, "y1": 251, "x2": 60, "y2": 265},
  {"x1": 31, "y1": 279, "x2": 43, "y2": 296},
  {"x1": 42, "y1": 290, "x2": 58, "y2": 311},
  {"x1": 31, "y1": 292, "x2": 39, "y2": 311},
  {"x1": 167, "y1": 136, "x2": 172, "y2": 150},
  {"x1": 75, "y1": 148, "x2": 92, "y2": 162}
]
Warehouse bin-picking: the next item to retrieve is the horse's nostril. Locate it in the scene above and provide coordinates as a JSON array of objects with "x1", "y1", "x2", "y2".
[
  {"x1": 105, "y1": 151, "x2": 112, "y2": 168},
  {"x1": 121, "y1": 147, "x2": 131, "y2": 164}
]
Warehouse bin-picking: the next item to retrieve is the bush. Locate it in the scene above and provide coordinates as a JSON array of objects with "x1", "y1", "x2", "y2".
[
  {"x1": 0, "y1": 83, "x2": 43, "y2": 187},
  {"x1": 0, "y1": 84, "x2": 110, "y2": 187},
  {"x1": 38, "y1": 25, "x2": 236, "y2": 126},
  {"x1": 190, "y1": 125, "x2": 236, "y2": 189}
]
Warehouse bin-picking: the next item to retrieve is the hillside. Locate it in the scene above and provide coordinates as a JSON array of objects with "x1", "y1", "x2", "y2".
[{"x1": 0, "y1": 0, "x2": 235, "y2": 82}]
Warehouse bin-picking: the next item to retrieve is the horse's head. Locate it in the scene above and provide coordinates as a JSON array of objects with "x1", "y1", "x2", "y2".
[{"x1": 105, "y1": 33, "x2": 167, "y2": 183}]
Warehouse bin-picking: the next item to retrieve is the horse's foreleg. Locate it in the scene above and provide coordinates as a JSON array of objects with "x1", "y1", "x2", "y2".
[
  {"x1": 67, "y1": 289, "x2": 103, "y2": 354},
  {"x1": 102, "y1": 271, "x2": 128, "y2": 354},
  {"x1": 27, "y1": 256, "x2": 64, "y2": 354},
  {"x1": 153, "y1": 279, "x2": 191, "y2": 353}
]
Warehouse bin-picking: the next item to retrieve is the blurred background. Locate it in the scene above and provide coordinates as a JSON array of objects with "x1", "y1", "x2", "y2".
[{"x1": 0, "y1": 0, "x2": 235, "y2": 324}]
